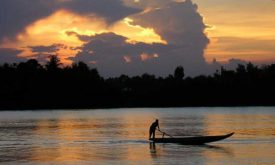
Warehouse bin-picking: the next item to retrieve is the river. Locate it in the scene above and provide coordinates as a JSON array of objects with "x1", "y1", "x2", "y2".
[{"x1": 0, "y1": 107, "x2": 275, "y2": 165}]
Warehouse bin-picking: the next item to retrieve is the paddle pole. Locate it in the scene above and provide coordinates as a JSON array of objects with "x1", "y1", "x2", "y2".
[{"x1": 158, "y1": 129, "x2": 174, "y2": 138}]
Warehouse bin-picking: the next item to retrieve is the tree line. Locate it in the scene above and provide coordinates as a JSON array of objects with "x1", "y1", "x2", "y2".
[{"x1": 0, "y1": 56, "x2": 275, "y2": 110}]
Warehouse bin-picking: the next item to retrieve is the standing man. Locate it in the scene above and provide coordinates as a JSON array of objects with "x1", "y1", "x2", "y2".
[{"x1": 149, "y1": 119, "x2": 160, "y2": 140}]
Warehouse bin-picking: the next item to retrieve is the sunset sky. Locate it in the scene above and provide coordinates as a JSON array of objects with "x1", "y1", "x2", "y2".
[{"x1": 0, "y1": 0, "x2": 275, "y2": 76}]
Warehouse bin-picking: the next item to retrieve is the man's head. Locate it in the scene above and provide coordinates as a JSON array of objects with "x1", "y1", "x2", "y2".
[{"x1": 156, "y1": 119, "x2": 159, "y2": 123}]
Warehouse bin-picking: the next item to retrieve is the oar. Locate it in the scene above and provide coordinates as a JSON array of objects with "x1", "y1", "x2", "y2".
[{"x1": 158, "y1": 129, "x2": 174, "y2": 138}]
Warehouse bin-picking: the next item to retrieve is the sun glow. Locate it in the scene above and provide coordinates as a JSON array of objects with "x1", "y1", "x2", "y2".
[{"x1": 112, "y1": 18, "x2": 167, "y2": 44}]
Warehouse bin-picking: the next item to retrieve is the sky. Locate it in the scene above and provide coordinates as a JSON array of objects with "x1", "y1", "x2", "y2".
[{"x1": 0, "y1": 0, "x2": 275, "y2": 77}]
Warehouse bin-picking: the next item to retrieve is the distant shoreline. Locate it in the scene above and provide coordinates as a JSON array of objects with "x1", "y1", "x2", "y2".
[{"x1": 1, "y1": 57, "x2": 275, "y2": 111}]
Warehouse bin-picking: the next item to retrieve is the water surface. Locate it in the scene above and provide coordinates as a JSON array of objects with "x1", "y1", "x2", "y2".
[{"x1": 0, "y1": 107, "x2": 275, "y2": 165}]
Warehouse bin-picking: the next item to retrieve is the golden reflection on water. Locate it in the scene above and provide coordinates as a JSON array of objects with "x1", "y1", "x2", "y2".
[
  {"x1": 204, "y1": 113, "x2": 275, "y2": 136},
  {"x1": 203, "y1": 112, "x2": 275, "y2": 165},
  {"x1": 29, "y1": 112, "x2": 155, "y2": 163},
  {"x1": 32, "y1": 118, "x2": 86, "y2": 163}
]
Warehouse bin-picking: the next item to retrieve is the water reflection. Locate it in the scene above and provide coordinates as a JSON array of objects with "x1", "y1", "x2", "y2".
[
  {"x1": 160, "y1": 115, "x2": 206, "y2": 137},
  {"x1": 204, "y1": 113, "x2": 275, "y2": 137},
  {"x1": 149, "y1": 142, "x2": 234, "y2": 165},
  {"x1": 150, "y1": 142, "x2": 157, "y2": 154},
  {"x1": 0, "y1": 108, "x2": 275, "y2": 164}
]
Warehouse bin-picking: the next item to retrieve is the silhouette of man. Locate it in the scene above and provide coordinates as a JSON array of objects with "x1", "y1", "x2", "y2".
[{"x1": 149, "y1": 119, "x2": 160, "y2": 140}]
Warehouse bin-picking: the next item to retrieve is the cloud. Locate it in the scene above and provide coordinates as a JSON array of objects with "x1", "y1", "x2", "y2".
[
  {"x1": 0, "y1": 0, "x2": 56, "y2": 42},
  {"x1": 69, "y1": 0, "x2": 211, "y2": 77},
  {"x1": 25, "y1": 44, "x2": 70, "y2": 64},
  {"x1": 131, "y1": 0, "x2": 208, "y2": 47},
  {"x1": 0, "y1": 0, "x2": 140, "y2": 42},
  {"x1": 1, "y1": 0, "x2": 214, "y2": 77},
  {"x1": 0, "y1": 48, "x2": 25, "y2": 64},
  {"x1": 70, "y1": 32, "x2": 174, "y2": 76},
  {"x1": 123, "y1": 0, "x2": 173, "y2": 9},
  {"x1": 60, "y1": 0, "x2": 141, "y2": 23},
  {"x1": 127, "y1": 0, "x2": 210, "y2": 76},
  {"x1": 66, "y1": 31, "x2": 93, "y2": 42},
  {"x1": 28, "y1": 44, "x2": 67, "y2": 54}
]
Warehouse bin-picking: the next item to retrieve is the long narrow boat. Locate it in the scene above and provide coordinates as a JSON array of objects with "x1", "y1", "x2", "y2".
[{"x1": 150, "y1": 132, "x2": 234, "y2": 145}]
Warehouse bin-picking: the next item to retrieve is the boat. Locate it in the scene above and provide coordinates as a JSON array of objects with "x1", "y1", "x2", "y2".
[{"x1": 149, "y1": 132, "x2": 234, "y2": 145}]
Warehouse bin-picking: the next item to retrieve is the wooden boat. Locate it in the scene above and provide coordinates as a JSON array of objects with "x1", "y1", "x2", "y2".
[{"x1": 150, "y1": 132, "x2": 234, "y2": 145}]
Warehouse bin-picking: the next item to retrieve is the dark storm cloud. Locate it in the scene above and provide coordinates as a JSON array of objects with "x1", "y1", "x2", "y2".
[
  {"x1": 0, "y1": 0, "x2": 56, "y2": 42},
  {"x1": 0, "y1": 48, "x2": 25, "y2": 64},
  {"x1": 132, "y1": 0, "x2": 207, "y2": 44},
  {"x1": 66, "y1": 31, "x2": 92, "y2": 42},
  {"x1": 61, "y1": 0, "x2": 141, "y2": 23},
  {"x1": 130, "y1": 0, "x2": 210, "y2": 75},
  {"x1": 0, "y1": 0, "x2": 140, "y2": 42},
  {"x1": 28, "y1": 44, "x2": 67, "y2": 54},
  {"x1": 71, "y1": 32, "x2": 170, "y2": 62},
  {"x1": 70, "y1": 32, "x2": 175, "y2": 77}
]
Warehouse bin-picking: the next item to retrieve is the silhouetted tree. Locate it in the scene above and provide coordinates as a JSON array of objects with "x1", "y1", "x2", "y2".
[
  {"x1": 90, "y1": 68, "x2": 101, "y2": 81},
  {"x1": 45, "y1": 55, "x2": 61, "y2": 72},
  {"x1": 72, "y1": 62, "x2": 89, "y2": 73},
  {"x1": 142, "y1": 73, "x2": 155, "y2": 80},
  {"x1": 174, "y1": 66, "x2": 185, "y2": 80},
  {"x1": 236, "y1": 64, "x2": 246, "y2": 74},
  {"x1": 17, "y1": 59, "x2": 42, "y2": 73}
]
